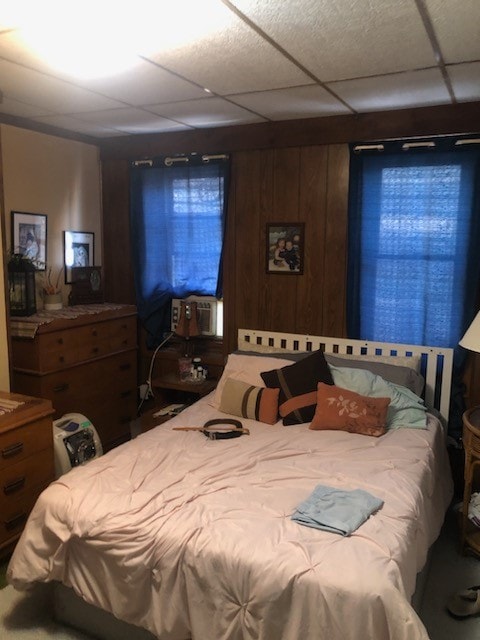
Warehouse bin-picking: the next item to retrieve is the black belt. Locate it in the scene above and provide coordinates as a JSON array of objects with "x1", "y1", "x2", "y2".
[
  {"x1": 172, "y1": 419, "x2": 249, "y2": 439},
  {"x1": 202, "y1": 419, "x2": 246, "y2": 440}
]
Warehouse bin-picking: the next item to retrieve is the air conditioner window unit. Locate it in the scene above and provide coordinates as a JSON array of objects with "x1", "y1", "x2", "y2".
[{"x1": 171, "y1": 295, "x2": 218, "y2": 336}]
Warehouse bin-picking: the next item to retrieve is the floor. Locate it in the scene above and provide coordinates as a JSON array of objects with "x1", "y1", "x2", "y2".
[{"x1": 420, "y1": 507, "x2": 480, "y2": 639}]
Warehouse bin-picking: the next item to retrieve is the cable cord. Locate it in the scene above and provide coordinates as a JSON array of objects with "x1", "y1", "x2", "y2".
[{"x1": 137, "y1": 331, "x2": 174, "y2": 414}]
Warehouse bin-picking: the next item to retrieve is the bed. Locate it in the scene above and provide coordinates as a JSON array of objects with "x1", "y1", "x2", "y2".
[{"x1": 7, "y1": 329, "x2": 454, "y2": 640}]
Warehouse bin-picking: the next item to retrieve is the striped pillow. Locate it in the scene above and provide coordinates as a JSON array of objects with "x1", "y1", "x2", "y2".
[{"x1": 219, "y1": 378, "x2": 280, "y2": 424}]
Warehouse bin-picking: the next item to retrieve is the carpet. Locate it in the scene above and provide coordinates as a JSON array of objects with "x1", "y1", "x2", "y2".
[{"x1": 0, "y1": 583, "x2": 91, "y2": 639}]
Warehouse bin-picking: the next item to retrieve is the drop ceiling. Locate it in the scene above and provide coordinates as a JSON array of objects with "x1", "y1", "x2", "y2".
[{"x1": 0, "y1": 0, "x2": 478, "y2": 141}]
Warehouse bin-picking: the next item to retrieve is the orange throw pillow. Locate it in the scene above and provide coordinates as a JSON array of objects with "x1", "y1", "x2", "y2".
[{"x1": 310, "y1": 383, "x2": 389, "y2": 437}]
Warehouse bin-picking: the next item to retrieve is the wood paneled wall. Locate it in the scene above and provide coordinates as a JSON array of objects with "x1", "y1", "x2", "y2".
[
  {"x1": 100, "y1": 102, "x2": 480, "y2": 403},
  {"x1": 223, "y1": 145, "x2": 349, "y2": 354}
]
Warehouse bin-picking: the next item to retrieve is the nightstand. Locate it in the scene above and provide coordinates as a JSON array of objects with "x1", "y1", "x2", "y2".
[
  {"x1": 461, "y1": 406, "x2": 480, "y2": 556},
  {"x1": 139, "y1": 374, "x2": 217, "y2": 434},
  {"x1": 151, "y1": 372, "x2": 217, "y2": 401}
]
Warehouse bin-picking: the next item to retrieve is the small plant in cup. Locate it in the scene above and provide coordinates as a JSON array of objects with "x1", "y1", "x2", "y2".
[
  {"x1": 43, "y1": 266, "x2": 64, "y2": 296},
  {"x1": 43, "y1": 266, "x2": 64, "y2": 310}
]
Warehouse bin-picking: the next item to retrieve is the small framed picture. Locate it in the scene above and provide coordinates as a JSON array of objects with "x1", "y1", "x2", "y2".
[
  {"x1": 266, "y1": 223, "x2": 304, "y2": 275},
  {"x1": 11, "y1": 211, "x2": 47, "y2": 270},
  {"x1": 64, "y1": 231, "x2": 95, "y2": 284}
]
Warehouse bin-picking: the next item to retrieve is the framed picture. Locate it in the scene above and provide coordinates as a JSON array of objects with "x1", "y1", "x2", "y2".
[
  {"x1": 11, "y1": 211, "x2": 47, "y2": 270},
  {"x1": 64, "y1": 231, "x2": 95, "y2": 284},
  {"x1": 266, "y1": 223, "x2": 304, "y2": 275}
]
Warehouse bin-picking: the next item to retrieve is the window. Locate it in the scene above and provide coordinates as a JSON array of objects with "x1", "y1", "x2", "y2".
[
  {"x1": 130, "y1": 156, "x2": 229, "y2": 344},
  {"x1": 348, "y1": 143, "x2": 480, "y2": 349}
]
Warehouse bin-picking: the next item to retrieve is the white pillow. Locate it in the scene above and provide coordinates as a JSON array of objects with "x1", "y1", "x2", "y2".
[
  {"x1": 325, "y1": 351, "x2": 422, "y2": 372},
  {"x1": 211, "y1": 353, "x2": 295, "y2": 409},
  {"x1": 329, "y1": 365, "x2": 427, "y2": 429},
  {"x1": 237, "y1": 337, "x2": 302, "y2": 356}
]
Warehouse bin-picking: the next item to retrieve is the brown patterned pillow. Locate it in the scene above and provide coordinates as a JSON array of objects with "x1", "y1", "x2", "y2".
[
  {"x1": 261, "y1": 349, "x2": 334, "y2": 425},
  {"x1": 310, "y1": 383, "x2": 389, "y2": 437},
  {"x1": 219, "y1": 377, "x2": 280, "y2": 424}
]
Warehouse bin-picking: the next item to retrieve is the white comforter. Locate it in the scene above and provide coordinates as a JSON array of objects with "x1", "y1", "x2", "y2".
[{"x1": 8, "y1": 395, "x2": 453, "y2": 640}]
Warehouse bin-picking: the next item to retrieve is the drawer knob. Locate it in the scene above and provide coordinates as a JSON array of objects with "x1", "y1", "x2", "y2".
[
  {"x1": 4, "y1": 512, "x2": 27, "y2": 532},
  {"x1": 119, "y1": 363, "x2": 131, "y2": 371},
  {"x1": 120, "y1": 390, "x2": 132, "y2": 399},
  {"x1": 57, "y1": 338, "x2": 64, "y2": 345},
  {"x1": 1, "y1": 442, "x2": 24, "y2": 459},
  {"x1": 92, "y1": 330, "x2": 98, "y2": 337},
  {"x1": 92, "y1": 347, "x2": 99, "y2": 354},
  {"x1": 4, "y1": 476, "x2": 26, "y2": 495}
]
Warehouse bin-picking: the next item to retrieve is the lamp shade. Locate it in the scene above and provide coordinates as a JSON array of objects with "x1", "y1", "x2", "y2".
[
  {"x1": 459, "y1": 311, "x2": 480, "y2": 354},
  {"x1": 175, "y1": 301, "x2": 200, "y2": 338}
]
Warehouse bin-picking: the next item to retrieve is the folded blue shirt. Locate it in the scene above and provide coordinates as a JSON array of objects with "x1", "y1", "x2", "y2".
[{"x1": 291, "y1": 484, "x2": 384, "y2": 536}]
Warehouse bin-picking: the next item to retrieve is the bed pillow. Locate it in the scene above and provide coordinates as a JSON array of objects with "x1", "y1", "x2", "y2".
[
  {"x1": 310, "y1": 383, "x2": 389, "y2": 437},
  {"x1": 237, "y1": 337, "x2": 304, "y2": 356},
  {"x1": 324, "y1": 353, "x2": 425, "y2": 396},
  {"x1": 261, "y1": 349, "x2": 334, "y2": 425},
  {"x1": 233, "y1": 350, "x2": 307, "y2": 362},
  {"x1": 219, "y1": 378, "x2": 280, "y2": 424},
  {"x1": 329, "y1": 365, "x2": 427, "y2": 430},
  {"x1": 211, "y1": 353, "x2": 295, "y2": 409},
  {"x1": 325, "y1": 352, "x2": 422, "y2": 372}
]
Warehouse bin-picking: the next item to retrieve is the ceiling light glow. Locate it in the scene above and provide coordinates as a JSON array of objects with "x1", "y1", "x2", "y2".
[{"x1": 2, "y1": 0, "x2": 233, "y2": 79}]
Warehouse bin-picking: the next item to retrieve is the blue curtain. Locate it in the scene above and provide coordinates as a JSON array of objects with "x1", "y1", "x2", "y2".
[
  {"x1": 348, "y1": 144, "x2": 480, "y2": 350},
  {"x1": 348, "y1": 142, "x2": 480, "y2": 439},
  {"x1": 130, "y1": 157, "x2": 229, "y2": 346}
]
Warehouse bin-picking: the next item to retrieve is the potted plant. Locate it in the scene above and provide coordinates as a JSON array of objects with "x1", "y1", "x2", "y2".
[{"x1": 43, "y1": 266, "x2": 64, "y2": 310}]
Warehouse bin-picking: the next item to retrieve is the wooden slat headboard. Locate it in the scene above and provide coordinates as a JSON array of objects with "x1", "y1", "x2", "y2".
[{"x1": 238, "y1": 328, "x2": 454, "y2": 429}]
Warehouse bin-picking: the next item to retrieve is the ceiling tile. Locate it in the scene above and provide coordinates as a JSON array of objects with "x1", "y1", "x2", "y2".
[
  {"x1": 80, "y1": 61, "x2": 209, "y2": 107},
  {"x1": 30, "y1": 114, "x2": 126, "y2": 138},
  {"x1": 0, "y1": 58, "x2": 126, "y2": 113},
  {"x1": 0, "y1": 95, "x2": 53, "y2": 119},
  {"x1": 144, "y1": 3, "x2": 311, "y2": 94},
  {"x1": 229, "y1": 84, "x2": 351, "y2": 120},
  {"x1": 448, "y1": 63, "x2": 480, "y2": 102},
  {"x1": 425, "y1": 0, "x2": 480, "y2": 64},
  {"x1": 147, "y1": 97, "x2": 266, "y2": 128},
  {"x1": 0, "y1": 31, "x2": 209, "y2": 106},
  {"x1": 329, "y1": 68, "x2": 451, "y2": 112},
  {"x1": 0, "y1": 1, "x2": 477, "y2": 139},
  {"x1": 71, "y1": 108, "x2": 191, "y2": 134},
  {"x1": 229, "y1": 0, "x2": 436, "y2": 81}
]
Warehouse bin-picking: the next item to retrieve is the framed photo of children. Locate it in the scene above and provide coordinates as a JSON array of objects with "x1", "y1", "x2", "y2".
[
  {"x1": 11, "y1": 211, "x2": 47, "y2": 270},
  {"x1": 266, "y1": 223, "x2": 304, "y2": 275}
]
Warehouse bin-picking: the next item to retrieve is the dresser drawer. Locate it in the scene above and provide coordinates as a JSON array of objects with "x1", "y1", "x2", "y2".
[
  {"x1": 38, "y1": 350, "x2": 136, "y2": 415},
  {"x1": 37, "y1": 330, "x2": 79, "y2": 371},
  {"x1": 0, "y1": 487, "x2": 49, "y2": 547},
  {"x1": 0, "y1": 417, "x2": 53, "y2": 467},
  {"x1": 76, "y1": 322, "x2": 113, "y2": 361},
  {"x1": 0, "y1": 453, "x2": 53, "y2": 504},
  {"x1": 109, "y1": 316, "x2": 137, "y2": 352}
]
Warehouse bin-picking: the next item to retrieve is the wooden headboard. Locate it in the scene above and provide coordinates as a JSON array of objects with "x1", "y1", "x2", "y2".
[{"x1": 238, "y1": 329, "x2": 454, "y2": 428}]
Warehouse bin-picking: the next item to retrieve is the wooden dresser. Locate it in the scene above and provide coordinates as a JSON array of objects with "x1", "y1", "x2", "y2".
[
  {"x1": 10, "y1": 304, "x2": 138, "y2": 453},
  {"x1": 0, "y1": 392, "x2": 54, "y2": 554}
]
